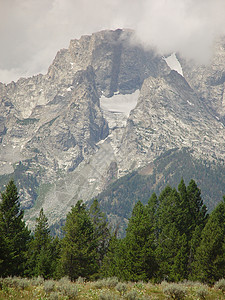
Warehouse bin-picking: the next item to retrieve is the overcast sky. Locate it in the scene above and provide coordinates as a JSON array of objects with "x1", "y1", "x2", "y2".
[{"x1": 1, "y1": 0, "x2": 225, "y2": 83}]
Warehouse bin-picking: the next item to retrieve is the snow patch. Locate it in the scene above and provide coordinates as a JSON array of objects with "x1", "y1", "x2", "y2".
[
  {"x1": 100, "y1": 90, "x2": 139, "y2": 117},
  {"x1": 88, "y1": 178, "x2": 96, "y2": 183},
  {"x1": 67, "y1": 86, "x2": 74, "y2": 92},
  {"x1": 164, "y1": 53, "x2": 183, "y2": 76},
  {"x1": 187, "y1": 100, "x2": 194, "y2": 106}
]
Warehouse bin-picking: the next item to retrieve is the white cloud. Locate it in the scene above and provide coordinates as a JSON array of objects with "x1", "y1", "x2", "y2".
[{"x1": 0, "y1": 0, "x2": 225, "y2": 83}]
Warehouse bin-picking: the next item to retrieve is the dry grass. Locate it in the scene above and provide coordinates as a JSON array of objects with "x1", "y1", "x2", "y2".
[{"x1": 0, "y1": 277, "x2": 224, "y2": 299}]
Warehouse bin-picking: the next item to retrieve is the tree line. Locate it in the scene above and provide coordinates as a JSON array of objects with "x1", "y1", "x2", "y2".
[{"x1": 0, "y1": 179, "x2": 224, "y2": 284}]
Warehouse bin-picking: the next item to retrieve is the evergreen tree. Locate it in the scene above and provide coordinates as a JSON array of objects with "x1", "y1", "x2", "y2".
[
  {"x1": 60, "y1": 200, "x2": 98, "y2": 281},
  {"x1": 101, "y1": 234, "x2": 126, "y2": 279},
  {"x1": 186, "y1": 179, "x2": 208, "y2": 277},
  {"x1": 187, "y1": 179, "x2": 208, "y2": 230},
  {"x1": 178, "y1": 178, "x2": 191, "y2": 237},
  {"x1": 0, "y1": 221, "x2": 7, "y2": 273},
  {"x1": 147, "y1": 192, "x2": 158, "y2": 233},
  {"x1": 34, "y1": 208, "x2": 51, "y2": 249},
  {"x1": 26, "y1": 208, "x2": 59, "y2": 279},
  {"x1": 155, "y1": 186, "x2": 189, "y2": 281},
  {"x1": 192, "y1": 196, "x2": 225, "y2": 283},
  {"x1": 89, "y1": 199, "x2": 110, "y2": 273},
  {"x1": 122, "y1": 201, "x2": 157, "y2": 281},
  {"x1": 0, "y1": 179, "x2": 30, "y2": 277}
]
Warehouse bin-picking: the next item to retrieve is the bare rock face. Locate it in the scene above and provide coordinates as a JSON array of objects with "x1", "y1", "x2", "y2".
[
  {"x1": 68, "y1": 29, "x2": 169, "y2": 96},
  {"x1": 0, "y1": 29, "x2": 224, "y2": 229},
  {"x1": 0, "y1": 29, "x2": 168, "y2": 218},
  {"x1": 178, "y1": 38, "x2": 225, "y2": 124},
  {"x1": 118, "y1": 70, "x2": 224, "y2": 174}
]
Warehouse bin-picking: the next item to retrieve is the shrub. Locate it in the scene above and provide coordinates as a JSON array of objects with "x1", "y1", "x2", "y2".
[
  {"x1": 44, "y1": 280, "x2": 55, "y2": 293},
  {"x1": 116, "y1": 282, "x2": 127, "y2": 296},
  {"x1": 195, "y1": 285, "x2": 209, "y2": 299},
  {"x1": 125, "y1": 290, "x2": 139, "y2": 300},
  {"x1": 99, "y1": 291, "x2": 118, "y2": 299},
  {"x1": 57, "y1": 279, "x2": 78, "y2": 299},
  {"x1": 135, "y1": 281, "x2": 144, "y2": 290},
  {"x1": 92, "y1": 279, "x2": 105, "y2": 289},
  {"x1": 32, "y1": 276, "x2": 44, "y2": 286},
  {"x1": 49, "y1": 291, "x2": 60, "y2": 300},
  {"x1": 76, "y1": 276, "x2": 85, "y2": 284},
  {"x1": 61, "y1": 284, "x2": 78, "y2": 298},
  {"x1": 93, "y1": 277, "x2": 119, "y2": 289},
  {"x1": 106, "y1": 277, "x2": 119, "y2": 288},
  {"x1": 214, "y1": 278, "x2": 225, "y2": 293},
  {"x1": 3, "y1": 277, "x2": 14, "y2": 287},
  {"x1": 17, "y1": 278, "x2": 30, "y2": 290},
  {"x1": 163, "y1": 283, "x2": 186, "y2": 300},
  {"x1": 0, "y1": 278, "x2": 3, "y2": 290},
  {"x1": 58, "y1": 276, "x2": 71, "y2": 286}
]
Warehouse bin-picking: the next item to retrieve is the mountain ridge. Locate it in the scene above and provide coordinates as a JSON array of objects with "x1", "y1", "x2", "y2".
[{"x1": 0, "y1": 29, "x2": 224, "y2": 231}]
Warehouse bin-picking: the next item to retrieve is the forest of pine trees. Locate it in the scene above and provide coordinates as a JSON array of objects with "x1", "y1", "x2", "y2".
[{"x1": 0, "y1": 179, "x2": 224, "y2": 283}]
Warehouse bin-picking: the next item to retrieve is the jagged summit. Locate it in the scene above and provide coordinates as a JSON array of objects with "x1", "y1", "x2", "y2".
[{"x1": 0, "y1": 29, "x2": 224, "y2": 230}]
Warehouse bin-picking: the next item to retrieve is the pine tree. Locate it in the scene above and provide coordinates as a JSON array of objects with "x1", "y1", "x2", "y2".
[
  {"x1": 121, "y1": 201, "x2": 157, "y2": 281},
  {"x1": 89, "y1": 199, "x2": 110, "y2": 273},
  {"x1": 34, "y1": 208, "x2": 51, "y2": 249},
  {"x1": 101, "y1": 234, "x2": 125, "y2": 279},
  {"x1": 0, "y1": 179, "x2": 31, "y2": 277},
  {"x1": 60, "y1": 200, "x2": 98, "y2": 281},
  {"x1": 155, "y1": 186, "x2": 189, "y2": 281},
  {"x1": 147, "y1": 192, "x2": 158, "y2": 231},
  {"x1": 186, "y1": 179, "x2": 208, "y2": 277},
  {"x1": 187, "y1": 179, "x2": 208, "y2": 230},
  {"x1": 26, "y1": 208, "x2": 58, "y2": 279},
  {"x1": 192, "y1": 196, "x2": 225, "y2": 283},
  {"x1": 178, "y1": 178, "x2": 191, "y2": 237}
]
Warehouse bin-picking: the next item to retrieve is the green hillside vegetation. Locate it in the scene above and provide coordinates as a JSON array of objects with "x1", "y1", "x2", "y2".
[
  {"x1": 0, "y1": 179, "x2": 224, "y2": 299},
  {"x1": 94, "y1": 148, "x2": 225, "y2": 236}
]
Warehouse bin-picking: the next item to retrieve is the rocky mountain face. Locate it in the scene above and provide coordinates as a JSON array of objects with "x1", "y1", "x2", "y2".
[
  {"x1": 0, "y1": 29, "x2": 224, "y2": 230},
  {"x1": 178, "y1": 39, "x2": 225, "y2": 124}
]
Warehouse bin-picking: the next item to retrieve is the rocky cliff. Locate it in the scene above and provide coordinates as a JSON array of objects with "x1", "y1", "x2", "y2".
[{"x1": 0, "y1": 29, "x2": 224, "y2": 230}]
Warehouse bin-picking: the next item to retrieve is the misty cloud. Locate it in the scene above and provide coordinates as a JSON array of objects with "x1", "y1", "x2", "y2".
[{"x1": 1, "y1": 0, "x2": 225, "y2": 83}]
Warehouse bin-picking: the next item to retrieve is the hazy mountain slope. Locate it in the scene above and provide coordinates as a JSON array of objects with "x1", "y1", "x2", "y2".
[
  {"x1": 178, "y1": 39, "x2": 225, "y2": 124},
  {"x1": 0, "y1": 29, "x2": 224, "y2": 231},
  {"x1": 91, "y1": 148, "x2": 225, "y2": 237}
]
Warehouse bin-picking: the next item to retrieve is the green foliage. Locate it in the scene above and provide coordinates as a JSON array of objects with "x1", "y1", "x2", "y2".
[
  {"x1": 25, "y1": 209, "x2": 60, "y2": 279},
  {"x1": 192, "y1": 198, "x2": 225, "y2": 283},
  {"x1": 0, "y1": 180, "x2": 31, "y2": 277},
  {"x1": 89, "y1": 199, "x2": 111, "y2": 275},
  {"x1": 60, "y1": 200, "x2": 98, "y2": 281},
  {"x1": 155, "y1": 186, "x2": 189, "y2": 281},
  {"x1": 0, "y1": 178, "x2": 224, "y2": 286},
  {"x1": 122, "y1": 201, "x2": 157, "y2": 281}
]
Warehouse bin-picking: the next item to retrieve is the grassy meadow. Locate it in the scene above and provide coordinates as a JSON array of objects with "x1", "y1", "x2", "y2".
[{"x1": 0, "y1": 276, "x2": 224, "y2": 299}]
